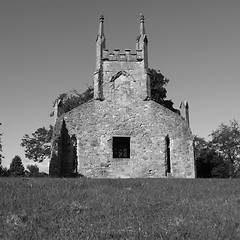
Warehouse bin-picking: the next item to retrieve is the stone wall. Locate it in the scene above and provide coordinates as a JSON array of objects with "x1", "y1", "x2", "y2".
[
  {"x1": 102, "y1": 60, "x2": 151, "y2": 101},
  {"x1": 50, "y1": 96, "x2": 195, "y2": 178}
]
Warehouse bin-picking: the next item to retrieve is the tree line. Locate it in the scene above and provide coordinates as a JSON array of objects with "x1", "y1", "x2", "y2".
[
  {"x1": 0, "y1": 123, "x2": 47, "y2": 177},
  {"x1": 0, "y1": 155, "x2": 47, "y2": 177},
  {"x1": 195, "y1": 119, "x2": 240, "y2": 178}
]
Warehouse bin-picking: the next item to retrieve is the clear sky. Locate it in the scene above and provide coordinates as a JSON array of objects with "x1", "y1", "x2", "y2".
[{"x1": 1, "y1": 0, "x2": 240, "y2": 172}]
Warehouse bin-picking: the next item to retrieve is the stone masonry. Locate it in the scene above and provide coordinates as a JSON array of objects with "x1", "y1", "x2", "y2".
[{"x1": 49, "y1": 15, "x2": 195, "y2": 178}]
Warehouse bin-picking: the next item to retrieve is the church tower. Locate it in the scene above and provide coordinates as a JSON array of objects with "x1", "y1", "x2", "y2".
[{"x1": 94, "y1": 14, "x2": 151, "y2": 102}]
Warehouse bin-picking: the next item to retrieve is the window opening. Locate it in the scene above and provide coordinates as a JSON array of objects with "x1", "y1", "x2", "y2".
[
  {"x1": 165, "y1": 135, "x2": 171, "y2": 176},
  {"x1": 71, "y1": 135, "x2": 78, "y2": 174},
  {"x1": 113, "y1": 137, "x2": 130, "y2": 158}
]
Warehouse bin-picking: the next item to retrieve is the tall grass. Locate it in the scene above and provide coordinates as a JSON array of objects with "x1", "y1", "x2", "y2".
[{"x1": 1, "y1": 178, "x2": 240, "y2": 239}]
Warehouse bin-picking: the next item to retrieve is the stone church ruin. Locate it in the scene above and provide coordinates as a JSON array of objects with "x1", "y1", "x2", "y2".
[{"x1": 49, "y1": 15, "x2": 195, "y2": 178}]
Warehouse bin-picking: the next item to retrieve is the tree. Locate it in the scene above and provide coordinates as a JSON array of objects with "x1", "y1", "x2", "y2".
[
  {"x1": 148, "y1": 69, "x2": 168, "y2": 101},
  {"x1": 21, "y1": 125, "x2": 53, "y2": 163},
  {"x1": 194, "y1": 136, "x2": 209, "y2": 159},
  {"x1": 148, "y1": 69, "x2": 178, "y2": 113},
  {"x1": 0, "y1": 167, "x2": 10, "y2": 177},
  {"x1": 195, "y1": 148, "x2": 229, "y2": 178},
  {"x1": 26, "y1": 164, "x2": 39, "y2": 177},
  {"x1": 210, "y1": 119, "x2": 240, "y2": 177},
  {"x1": 194, "y1": 135, "x2": 230, "y2": 178},
  {"x1": 9, "y1": 155, "x2": 25, "y2": 176}
]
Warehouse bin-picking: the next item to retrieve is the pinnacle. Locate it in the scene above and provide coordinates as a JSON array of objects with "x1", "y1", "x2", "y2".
[
  {"x1": 140, "y1": 13, "x2": 144, "y2": 22},
  {"x1": 100, "y1": 14, "x2": 104, "y2": 21}
]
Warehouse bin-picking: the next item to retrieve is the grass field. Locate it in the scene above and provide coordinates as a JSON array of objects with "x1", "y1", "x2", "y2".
[{"x1": 0, "y1": 177, "x2": 240, "y2": 239}]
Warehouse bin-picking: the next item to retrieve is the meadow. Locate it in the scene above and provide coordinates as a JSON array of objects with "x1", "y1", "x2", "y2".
[{"x1": 0, "y1": 177, "x2": 240, "y2": 239}]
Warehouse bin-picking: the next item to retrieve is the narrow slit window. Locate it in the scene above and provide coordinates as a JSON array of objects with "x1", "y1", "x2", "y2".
[
  {"x1": 165, "y1": 135, "x2": 171, "y2": 175},
  {"x1": 113, "y1": 137, "x2": 130, "y2": 158}
]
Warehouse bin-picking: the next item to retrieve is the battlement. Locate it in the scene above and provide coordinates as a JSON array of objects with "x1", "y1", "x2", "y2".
[
  {"x1": 102, "y1": 49, "x2": 143, "y2": 62},
  {"x1": 95, "y1": 14, "x2": 148, "y2": 100}
]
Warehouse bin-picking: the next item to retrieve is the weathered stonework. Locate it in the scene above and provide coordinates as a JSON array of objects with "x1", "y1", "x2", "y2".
[{"x1": 49, "y1": 15, "x2": 195, "y2": 178}]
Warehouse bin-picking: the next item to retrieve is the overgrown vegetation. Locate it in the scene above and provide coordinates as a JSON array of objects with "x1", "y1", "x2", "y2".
[
  {"x1": 148, "y1": 68, "x2": 178, "y2": 113},
  {"x1": 51, "y1": 69, "x2": 176, "y2": 116},
  {"x1": 1, "y1": 178, "x2": 240, "y2": 239},
  {"x1": 52, "y1": 86, "x2": 94, "y2": 115}
]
